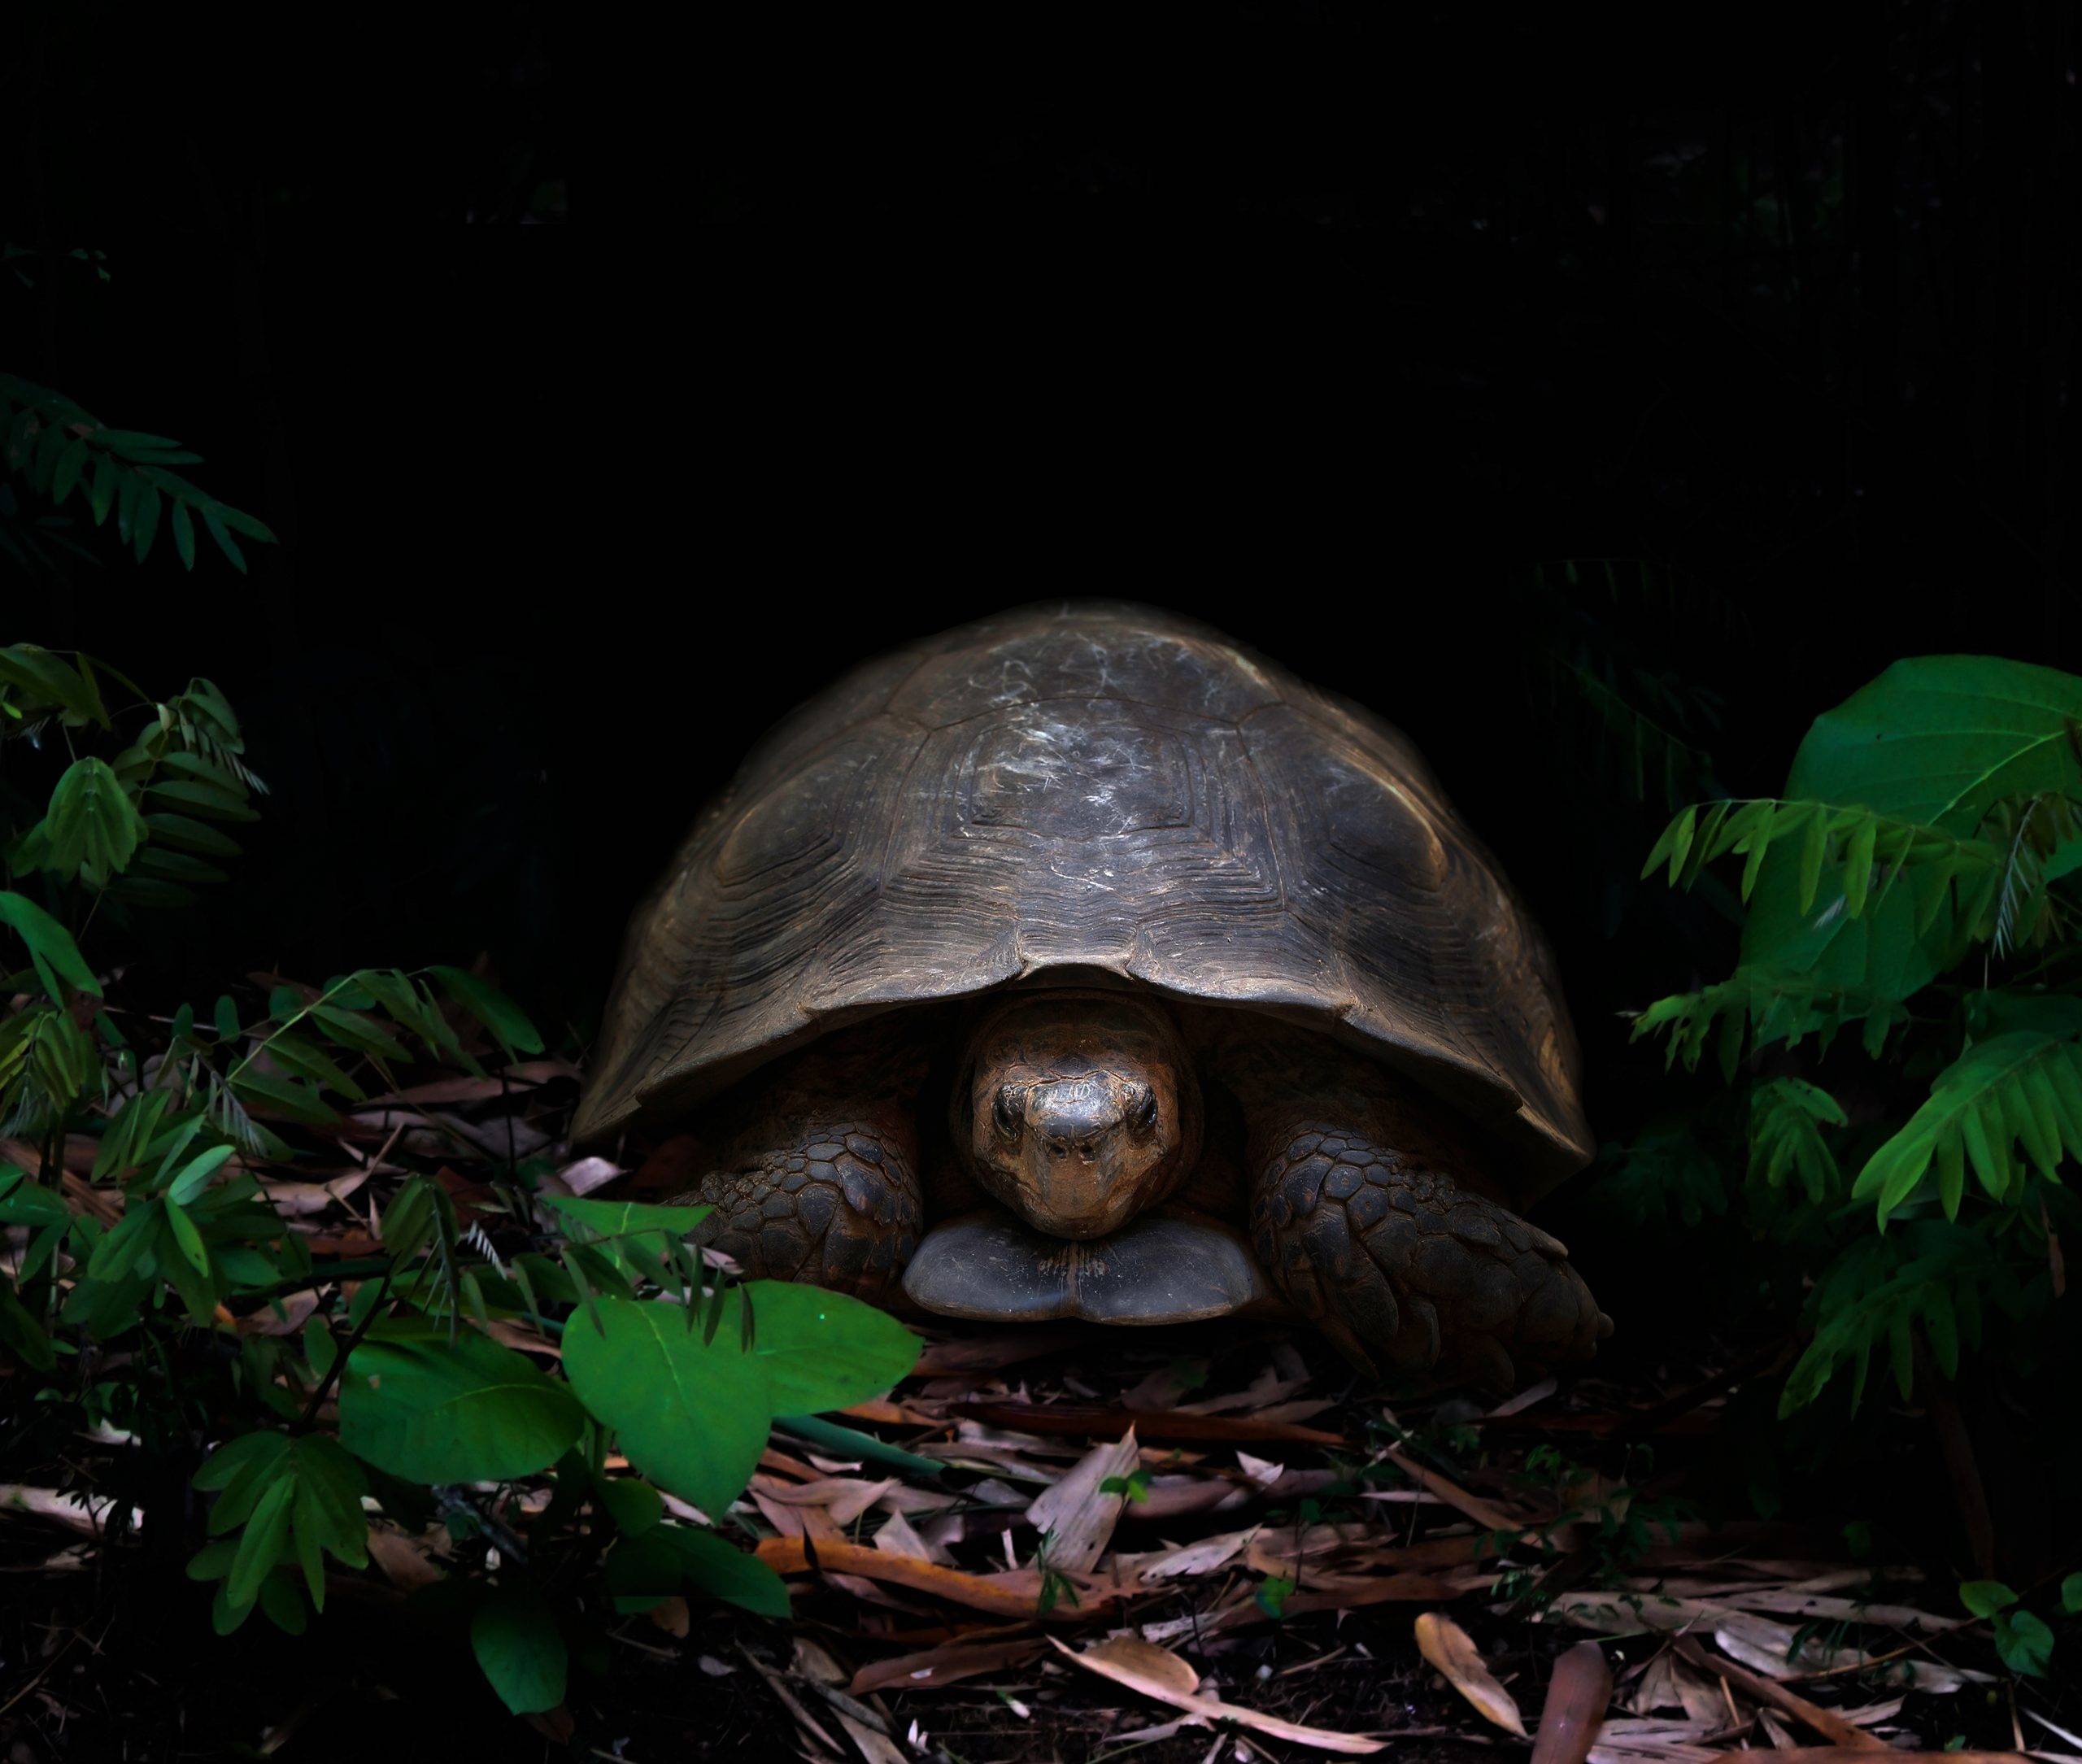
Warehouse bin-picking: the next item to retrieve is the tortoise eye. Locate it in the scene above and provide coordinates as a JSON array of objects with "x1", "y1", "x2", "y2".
[
  {"x1": 992, "y1": 1086, "x2": 1024, "y2": 1143},
  {"x1": 1125, "y1": 1083, "x2": 1158, "y2": 1136}
]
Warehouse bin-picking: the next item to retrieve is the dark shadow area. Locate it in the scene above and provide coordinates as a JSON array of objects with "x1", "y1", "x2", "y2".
[{"x1": 4, "y1": 2, "x2": 2080, "y2": 1755}]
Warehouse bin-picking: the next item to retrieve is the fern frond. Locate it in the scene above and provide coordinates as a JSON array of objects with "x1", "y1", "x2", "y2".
[
  {"x1": 1644, "y1": 797, "x2": 2006, "y2": 922},
  {"x1": 1853, "y1": 1030, "x2": 2082, "y2": 1225},
  {"x1": 0, "y1": 375, "x2": 275, "y2": 573},
  {"x1": 1779, "y1": 1219, "x2": 2006, "y2": 1413},
  {"x1": 1747, "y1": 1077, "x2": 1846, "y2": 1204},
  {"x1": 1631, "y1": 970, "x2": 1904, "y2": 1076}
]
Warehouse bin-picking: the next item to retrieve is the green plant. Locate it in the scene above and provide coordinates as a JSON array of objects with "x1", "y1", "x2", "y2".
[
  {"x1": 0, "y1": 373, "x2": 277, "y2": 573},
  {"x1": 1628, "y1": 656, "x2": 2082, "y2": 1417},
  {"x1": 1956, "y1": 1576, "x2": 2082, "y2": 1678},
  {"x1": 0, "y1": 649, "x2": 920, "y2": 1722}
]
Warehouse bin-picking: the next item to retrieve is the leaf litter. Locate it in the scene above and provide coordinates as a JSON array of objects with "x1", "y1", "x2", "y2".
[{"x1": 2, "y1": 1039, "x2": 2068, "y2": 1763}]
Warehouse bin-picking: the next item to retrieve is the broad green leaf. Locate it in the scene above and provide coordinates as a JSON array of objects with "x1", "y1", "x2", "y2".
[
  {"x1": 559, "y1": 1296, "x2": 769, "y2": 1517},
  {"x1": 338, "y1": 1320, "x2": 584, "y2": 1483},
  {"x1": 1993, "y1": 1609, "x2": 2054, "y2": 1678},
  {"x1": 1962, "y1": 1579, "x2": 2019, "y2": 1617},
  {"x1": 1788, "y1": 656, "x2": 2082, "y2": 832},
  {"x1": 470, "y1": 1592, "x2": 567, "y2": 1714},
  {"x1": 737, "y1": 1280, "x2": 920, "y2": 1417},
  {"x1": 542, "y1": 1196, "x2": 712, "y2": 1240},
  {"x1": 594, "y1": 1476, "x2": 664, "y2": 1536}
]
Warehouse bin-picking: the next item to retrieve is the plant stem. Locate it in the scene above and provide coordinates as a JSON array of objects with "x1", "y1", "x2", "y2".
[{"x1": 1917, "y1": 1338, "x2": 1997, "y2": 1579}]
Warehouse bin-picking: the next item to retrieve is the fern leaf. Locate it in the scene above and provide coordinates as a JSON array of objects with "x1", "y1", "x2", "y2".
[{"x1": 1853, "y1": 1032, "x2": 2082, "y2": 1224}]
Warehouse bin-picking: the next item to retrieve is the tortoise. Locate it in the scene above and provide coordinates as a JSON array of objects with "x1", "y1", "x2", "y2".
[{"x1": 573, "y1": 603, "x2": 1607, "y2": 1387}]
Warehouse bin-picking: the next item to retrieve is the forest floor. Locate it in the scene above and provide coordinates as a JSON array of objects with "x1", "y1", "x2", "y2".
[{"x1": 2, "y1": 1065, "x2": 2080, "y2": 1762}]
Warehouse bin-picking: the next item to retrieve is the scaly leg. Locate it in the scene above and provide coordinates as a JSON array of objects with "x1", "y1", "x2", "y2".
[
  {"x1": 1222, "y1": 1030, "x2": 1606, "y2": 1389},
  {"x1": 674, "y1": 1034, "x2": 923, "y2": 1305}
]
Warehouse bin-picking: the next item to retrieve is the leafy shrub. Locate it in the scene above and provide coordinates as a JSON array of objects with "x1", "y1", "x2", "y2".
[
  {"x1": 0, "y1": 373, "x2": 277, "y2": 574},
  {"x1": 0, "y1": 649, "x2": 919, "y2": 1718},
  {"x1": 1627, "y1": 656, "x2": 2082, "y2": 1415}
]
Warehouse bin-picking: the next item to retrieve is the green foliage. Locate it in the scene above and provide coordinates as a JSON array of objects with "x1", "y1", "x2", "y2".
[
  {"x1": 0, "y1": 374, "x2": 276, "y2": 573},
  {"x1": 1, "y1": 649, "x2": 921, "y2": 1729},
  {"x1": 560, "y1": 1285, "x2": 917, "y2": 1516},
  {"x1": 1958, "y1": 1581, "x2": 2061, "y2": 1678},
  {"x1": 472, "y1": 1592, "x2": 569, "y2": 1714},
  {"x1": 1622, "y1": 656, "x2": 2082, "y2": 1417},
  {"x1": 338, "y1": 1320, "x2": 586, "y2": 1483}
]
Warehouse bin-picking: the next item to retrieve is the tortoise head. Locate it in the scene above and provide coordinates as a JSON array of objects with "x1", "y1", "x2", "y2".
[{"x1": 956, "y1": 990, "x2": 1200, "y2": 1239}]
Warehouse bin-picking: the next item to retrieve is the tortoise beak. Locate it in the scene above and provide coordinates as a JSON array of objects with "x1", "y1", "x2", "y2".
[{"x1": 1016, "y1": 1080, "x2": 1147, "y2": 1238}]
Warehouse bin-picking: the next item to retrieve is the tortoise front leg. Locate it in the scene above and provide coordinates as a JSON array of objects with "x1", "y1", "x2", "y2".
[
  {"x1": 1222, "y1": 1036, "x2": 1605, "y2": 1390},
  {"x1": 673, "y1": 1036, "x2": 923, "y2": 1306}
]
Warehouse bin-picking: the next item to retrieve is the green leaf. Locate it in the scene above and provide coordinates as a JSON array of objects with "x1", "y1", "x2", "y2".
[
  {"x1": 541, "y1": 1196, "x2": 712, "y2": 1241},
  {"x1": 167, "y1": 1143, "x2": 236, "y2": 1204},
  {"x1": 142, "y1": 812, "x2": 242, "y2": 857},
  {"x1": 337, "y1": 1319, "x2": 585, "y2": 1483},
  {"x1": 144, "y1": 777, "x2": 260, "y2": 823},
  {"x1": 470, "y1": 1592, "x2": 568, "y2": 1714},
  {"x1": 428, "y1": 965, "x2": 545, "y2": 1056},
  {"x1": 1854, "y1": 1034, "x2": 2082, "y2": 1224},
  {"x1": 0, "y1": 891, "x2": 100, "y2": 999},
  {"x1": 605, "y1": 1522, "x2": 792, "y2": 1618},
  {"x1": 2060, "y1": 1573, "x2": 2082, "y2": 1615},
  {"x1": 227, "y1": 1476, "x2": 294, "y2": 1610},
  {"x1": 163, "y1": 1199, "x2": 211, "y2": 1275},
  {"x1": 1788, "y1": 655, "x2": 2082, "y2": 832},
  {"x1": 559, "y1": 1296, "x2": 770, "y2": 1517},
  {"x1": 595, "y1": 1476, "x2": 664, "y2": 1537},
  {"x1": 1993, "y1": 1609, "x2": 2054, "y2": 1678},
  {"x1": 1960, "y1": 1579, "x2": 2018, "y2": 1618},
  {"x1": 738, "y1": 1280, "x2": 920, "y2": 1417}
]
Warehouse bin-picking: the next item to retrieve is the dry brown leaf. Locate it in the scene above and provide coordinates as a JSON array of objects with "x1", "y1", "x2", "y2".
[
  {"x1": 0, "y1": 1483, "x2": 131, "y2": 1537},
  {"x1": 756, "y1": 1536, "x2": 1126, "y2": 1619},
  {"x1": 1415, "y1": 1609, "x2": 1527, "y2": 1736},
  {"x1": 1531, "y1": 1639, "x2": 1613, "y2": 1764},
  {"x1": 1139, "y1": 1527, "x2": 1257, "y2": 1582},
  {"x1": 849, "y1": 1636, "x2": 1048, "y2": 1695},
  {"x1": 954, "y1": 1400, "x2": 1344, "y2": 1447},
  {"x1": 1673, "y1": 1636, "x2": 1888, "y2": 1752},
  {"x1": 1380, "y1": 1446, "x2": 1527, "y2": 1533},
  {"x1": 364, "y1": 1522, "x2": 446, "y2": 1589},
  {"x1": 1025, "y1": 1427, "x2": 1137, "y2": 1573},
  {"x1": 1048, "y1": 1636, "x2": 1384, "y2": 1755},
  {"x1": 259, "y1": 1171, "x2": 371, "y2": 1216}
]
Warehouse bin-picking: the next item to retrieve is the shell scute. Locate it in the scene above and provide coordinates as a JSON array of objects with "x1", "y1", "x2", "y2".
[{"x1": 576, "y1": 603, "x2": 1590, "y2": 1192}]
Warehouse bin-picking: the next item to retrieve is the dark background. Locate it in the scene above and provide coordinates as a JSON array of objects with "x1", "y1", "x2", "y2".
[
  {"x1": 6, "y1": 10, "x2": 2082, "y2": 1746},
  {"x1": 12, "y1": 0, "x2": 2080, "y2": 1145}
]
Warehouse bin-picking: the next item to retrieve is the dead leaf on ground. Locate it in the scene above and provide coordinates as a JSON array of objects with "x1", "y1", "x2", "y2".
[
  {"x1": 1048, "y1": 1635, "x2": 1385, "y2": 1755},
  {"x1": 1415, "y1": 1609, "x2": 1527, "y2": 1736}
]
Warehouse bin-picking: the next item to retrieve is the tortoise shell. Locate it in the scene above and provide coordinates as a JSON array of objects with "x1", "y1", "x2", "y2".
[{"x1": 574, "y1": 603, "x2": 1591, "y2": 1196}]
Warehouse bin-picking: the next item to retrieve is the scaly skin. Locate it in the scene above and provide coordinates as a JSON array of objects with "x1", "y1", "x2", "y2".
[
  {"x1": 673, "y1": 1031, "x2": 924, "y2": 1305},
  {"x1": 1213, "y1": 1021, "x2": 1607, "y2": 1389}
]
